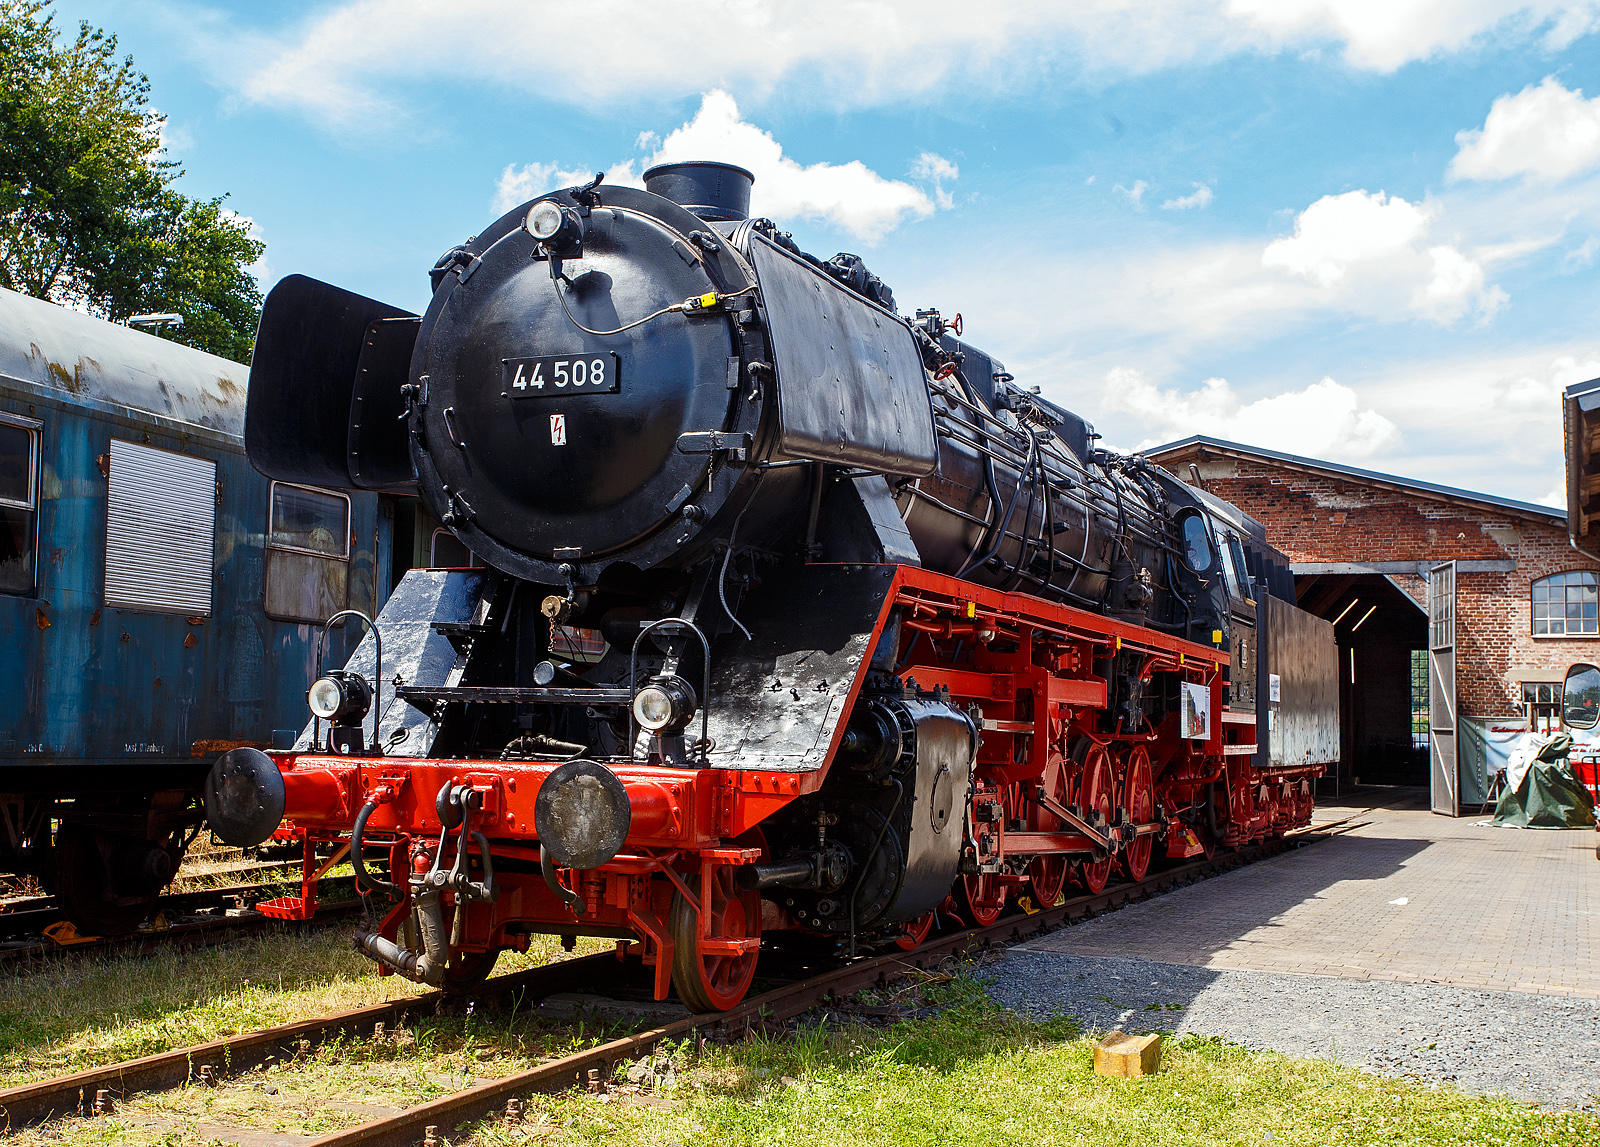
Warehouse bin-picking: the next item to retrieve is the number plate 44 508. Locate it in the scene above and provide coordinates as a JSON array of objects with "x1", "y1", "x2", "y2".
[{"x1": 502, "y1": 353, "x2": 619, "y2": 398}]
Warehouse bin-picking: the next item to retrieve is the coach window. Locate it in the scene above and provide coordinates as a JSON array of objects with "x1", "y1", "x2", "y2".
[
  {"x1": 265, "y1": 482, "x2": 350, "y2": 623},
  {"x1": 1532, "y1": 571, "x2": 1598, "y2": 636},
  {"x1": 0, "y1": 416, "x2": 37, "y2": 594}
]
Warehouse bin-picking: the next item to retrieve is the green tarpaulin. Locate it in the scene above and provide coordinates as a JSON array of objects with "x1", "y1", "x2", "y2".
[{"x1": 1492, "y1": 733, "x2": 1597, "y2": 829}]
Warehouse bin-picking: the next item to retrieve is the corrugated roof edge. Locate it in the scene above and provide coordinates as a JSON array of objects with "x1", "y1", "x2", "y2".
[{"x1": 1145, "y1": 434, "x2": 1563, "y2": 526}]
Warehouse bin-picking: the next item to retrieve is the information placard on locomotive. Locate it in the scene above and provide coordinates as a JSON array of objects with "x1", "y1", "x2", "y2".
[{"x1": 502, "y1": 354, "x2": 619, "y2": 398}]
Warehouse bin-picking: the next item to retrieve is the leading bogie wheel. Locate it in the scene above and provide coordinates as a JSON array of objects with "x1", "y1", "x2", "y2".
[
  {"x1": 894, "y1": 911, "x2": 935, "y2": 951},
  {"x1": 669, "y1": 866, "x2": 761, "y2": 1012},
  {"x1": 1119, "y1": 745, "x2": 1155, "y2": 882},
  {"x1": 443, "y1": 947, "x2": 500, "y2": 991}
]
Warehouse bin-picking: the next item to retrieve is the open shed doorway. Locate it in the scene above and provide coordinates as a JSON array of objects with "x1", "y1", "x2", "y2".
[{"x1": 1294, "y1": 572, "x2": 1430, "y2": 790}]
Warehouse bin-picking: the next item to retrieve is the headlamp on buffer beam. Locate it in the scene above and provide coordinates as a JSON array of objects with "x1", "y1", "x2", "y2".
[
  {"x1": 308, "y1": 669, "x2": 372, "y2": 724},
  {"x1": 632, "y1": 674, "x2": 697, "y2": 733},
  {"x1": 525, "y1": 200, "x2": 583, "y2": 255}
]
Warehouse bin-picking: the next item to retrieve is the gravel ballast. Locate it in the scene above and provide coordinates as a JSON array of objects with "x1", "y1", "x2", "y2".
[{"x1": 986, "y1": 950, "x2": 1600, "y2": 1112}]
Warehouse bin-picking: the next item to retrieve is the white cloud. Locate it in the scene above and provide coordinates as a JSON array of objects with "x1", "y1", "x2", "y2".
[
  {"x1": 1161, "y1": 184, "x2": 1214, "y2": 210},
  {"x1": 1262, "y1": 190, "x2": 1428, "y2": 286},
  {"x1": 644, "y1": 91, "x2": 937, "y2": 241},
  {"x1": 1345, "y1": 346, "x2": 1600, "y2": 506},
  {"x1": 1225, "y1": 1, "x2": 1600, "y2": 71},
  {"x1": 234, "y1": 2, "x2": 1600, "y2": 125},
  {"x1": 911, "y1": 151, "x2": 959, "y2": 209},
  {"x1": 1103, "y1": 370, "x2": 1400, "y2": 460},
  {"x1": 1564, "y1": 234, "x2": 1600, "y2": 270},
  {"x1": 1116, "y1": 180, "x2": 1150, "y2": 208},
  {"x1": 1450, "y1": 76, "x2": 1600, "y2": 182},
  {"x1": 494, "y1": 92, "x2": 944, "y2": 242},
  {"x1": 1260, "y1": 190, "x2": 1502, "y2": 322},
  {"x1": 149, "y1": 108, "x2": 193, "y2": 156},
  {"x1": 492, "y1": 162, "x2": 600, "y2": 214}
]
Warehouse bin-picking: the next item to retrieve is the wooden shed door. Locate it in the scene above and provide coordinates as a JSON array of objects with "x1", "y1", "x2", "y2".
[{"x1": 1428, "y1": 561, "x2": 1457, "y2": 815}]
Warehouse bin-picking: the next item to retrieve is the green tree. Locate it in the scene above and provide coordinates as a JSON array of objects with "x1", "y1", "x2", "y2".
[{"x1": 0, "y1": 0, "x2": 262, "y2": 362}]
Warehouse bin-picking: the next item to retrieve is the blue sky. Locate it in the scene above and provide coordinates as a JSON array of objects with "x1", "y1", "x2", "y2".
[{"x1": 50, "y1": 1, "x2": 1600, "y2": 507}]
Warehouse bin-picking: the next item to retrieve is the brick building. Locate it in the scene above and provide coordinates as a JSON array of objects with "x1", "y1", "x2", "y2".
[{"x1": 1148, "y1": 435, "x2": 1600, "y2": 814}]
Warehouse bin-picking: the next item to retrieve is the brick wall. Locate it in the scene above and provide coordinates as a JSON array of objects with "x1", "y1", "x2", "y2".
[{"x1": 1164, "y1": 454, "x2": 1600, "y2": 717}]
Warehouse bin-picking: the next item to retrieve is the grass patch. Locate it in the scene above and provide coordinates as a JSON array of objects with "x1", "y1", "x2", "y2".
[
  {"x1": 4, "y1": 948, "x2": 1594, "y2": 1146},
  {"x1": 0, "y1": 919, "x2": 603, "y2": 1089},
  {"x1": 455, "y1": 977, "x2": 1598, "y2": 1147}
]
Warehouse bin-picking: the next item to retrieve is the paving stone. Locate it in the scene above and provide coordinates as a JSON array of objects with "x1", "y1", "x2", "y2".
[
  {"x1": 986, "y1": 788, "x2": 1600, "y2": 1110},
  {"x1": 1017, "y1": 789, "x2": 1598, "y2": 996}
]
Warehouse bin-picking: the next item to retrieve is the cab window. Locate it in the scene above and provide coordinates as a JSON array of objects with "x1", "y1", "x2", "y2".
[
  {"x1": 1220, "y1": 534, "x2": 1252, "y2": 603},
  {"x1": 1179, "y1": 512, "x2": 1214, "y2": 572}
]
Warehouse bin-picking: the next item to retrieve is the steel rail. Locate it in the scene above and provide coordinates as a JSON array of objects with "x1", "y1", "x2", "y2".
[{"x1": 6, "y1": 827, "x2": 1340, "y2": 1140}]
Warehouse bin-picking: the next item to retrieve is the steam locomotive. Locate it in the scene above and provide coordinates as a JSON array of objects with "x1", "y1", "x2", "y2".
[{"x1": 208, "y1": 162, "x2": 1338, "y2": 1010}]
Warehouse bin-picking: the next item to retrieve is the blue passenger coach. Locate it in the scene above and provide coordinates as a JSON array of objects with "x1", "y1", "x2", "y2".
[{"x1": 0, "y1": 287, "x2": 388, "y2": 933}]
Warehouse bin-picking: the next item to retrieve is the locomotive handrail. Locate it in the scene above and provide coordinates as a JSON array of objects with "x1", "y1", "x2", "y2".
[
  {"x1": 629, "y1": 617, "x2": 712, "y2": 763},
  {"x1": 315, "y1": 609, "x2": 382, "y2": 755}
]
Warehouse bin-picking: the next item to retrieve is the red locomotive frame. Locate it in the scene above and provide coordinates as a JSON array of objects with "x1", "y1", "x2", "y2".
[{"x1": 260, "y1": 564, "x2": 1319, "y2": 1009}]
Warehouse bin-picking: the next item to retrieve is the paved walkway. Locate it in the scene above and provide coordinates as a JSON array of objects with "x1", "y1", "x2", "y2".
[{"x1": 1016, "y1": 787, "x2": 1600, "y2": 998}]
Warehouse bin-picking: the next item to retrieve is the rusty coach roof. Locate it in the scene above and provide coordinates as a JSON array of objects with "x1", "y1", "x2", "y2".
[{"x1": 0, "y1": 287, "x2": 249, "y2": 437}]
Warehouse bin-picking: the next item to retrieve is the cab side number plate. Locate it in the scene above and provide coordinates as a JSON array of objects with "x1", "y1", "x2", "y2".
[{"x1": 502, "y1": 353, "x2": 619, "y2": 397}]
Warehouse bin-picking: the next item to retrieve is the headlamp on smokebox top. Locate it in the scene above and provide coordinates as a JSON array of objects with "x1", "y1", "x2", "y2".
[
  {"x1": 632, "y1": 674, "x2": 697, "y2": 733},
  {"x1": 525, "y1": 200, "x2": 583, "y2": 255},
  {"x1": 308, "y1": 670, "x2": 372, "y2": 724}
]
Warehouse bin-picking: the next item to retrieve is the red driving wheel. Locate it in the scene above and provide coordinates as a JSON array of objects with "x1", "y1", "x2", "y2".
[
  {"x1": 1075, "y1": 742, "x2": 1115, "y2": 895},
  {"x1": 959, "y1": 784, "x2": 1008, "y2": 926},
  {"x1": 1119, "y1": 745, "x2": 1155, "y2": 882},
  {"x1": 1026, "y1": 752, "x2": 1070, "y2": 908}
]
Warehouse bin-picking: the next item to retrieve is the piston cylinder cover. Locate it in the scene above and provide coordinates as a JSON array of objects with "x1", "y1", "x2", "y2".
[{"x1": 775, "y1": 695, "x2": 977, "y2": 933}]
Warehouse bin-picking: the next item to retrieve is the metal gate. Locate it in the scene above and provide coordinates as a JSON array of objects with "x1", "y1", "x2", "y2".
[{"x1": 1428, "y1": 561, "x2": 1457, "y2": 815}]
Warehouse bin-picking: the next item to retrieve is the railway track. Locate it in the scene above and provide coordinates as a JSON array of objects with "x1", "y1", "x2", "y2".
[{"x1": 0, "y1": 824, "x2": 1350, "y2": 1143}]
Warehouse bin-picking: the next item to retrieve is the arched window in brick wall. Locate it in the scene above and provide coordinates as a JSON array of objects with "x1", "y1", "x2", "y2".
[{"x1": 1532, "y1": 570, "x2": 1599, "y2": 635}]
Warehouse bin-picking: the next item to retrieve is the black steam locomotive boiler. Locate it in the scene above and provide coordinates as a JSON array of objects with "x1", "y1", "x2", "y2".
[{"x1": 207, "y1": 161, "x2": 1338, "y2": 1010}]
